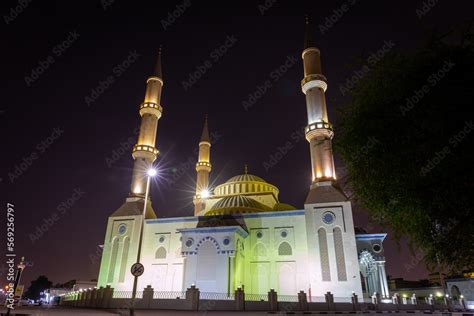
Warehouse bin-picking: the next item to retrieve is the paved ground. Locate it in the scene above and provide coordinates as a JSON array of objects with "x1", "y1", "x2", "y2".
[{"x1": 1, "y1": 307, "x2": 473, "y2": 316}]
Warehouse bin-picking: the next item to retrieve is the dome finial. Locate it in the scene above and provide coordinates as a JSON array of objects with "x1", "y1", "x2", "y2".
[{"x1": 244, "y1": 164, "x2": 248, "y2": 174}]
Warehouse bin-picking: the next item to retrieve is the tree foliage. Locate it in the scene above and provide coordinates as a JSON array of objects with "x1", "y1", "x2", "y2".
[
  {"x1": 336, "y1": 30, "x2": 474, "y2": 273},
  {"x1": 24, "y1": 275, "x2": 52, "y2": 300}
]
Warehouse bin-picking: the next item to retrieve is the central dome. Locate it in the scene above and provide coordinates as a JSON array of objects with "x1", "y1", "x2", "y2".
[
  {"x1": 213, "y1": 173, "x2": 279, "y2": 197},
  {"x1": 225, "y1": 174, "x2": 267, "y2": 183}
]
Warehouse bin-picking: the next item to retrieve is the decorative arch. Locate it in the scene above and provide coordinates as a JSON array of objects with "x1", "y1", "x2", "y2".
[
  {"x1": 155, "y1": 246, "x2": 167, "y2": 259},
  {"x1": 451, "y1": 285, "x2": 461, "y2": 299},
  {"x1": 318, "y1": 227, "x2": 331, "y2": 281},
  {"x1": 195, "y1": 236, "x2": 221, "y2": 253},
  {"x1": 333, "y1": 227, "x2": 347, "y2": 281},
  {"x1": 278, "y1": 241, "x2": 292, "y2": 256},
  {"x1": 253, "y1": 243, "x2": 267, "y2": 257},
  {"x1": 107, "y1": 237, "x2": 119, "y2": 283}
]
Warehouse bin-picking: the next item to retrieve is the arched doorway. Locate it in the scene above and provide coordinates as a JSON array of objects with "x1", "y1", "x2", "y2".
[{"x1": 196, "y1": 241, "x2": 218, "y2": 292}]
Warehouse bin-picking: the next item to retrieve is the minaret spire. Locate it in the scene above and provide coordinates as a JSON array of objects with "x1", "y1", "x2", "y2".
[
  {"x1": 129, "y1": 53, "x2": 164, "y2": 199},
  {"x1": 304, "y1": 15, "x2": 315, "y2": 49},
  {"x1": 153, "y1": 46, "x2": 163, "y2": 79},
  {"x1": 300, "y1": 16, "x2": 341, "y2": 203},
  {"x1": 193, "y1": 116, "x2": 212, "y2": 215},
  {"x1": 200, "y1": 114, "x2": 210, "y2": 142}
]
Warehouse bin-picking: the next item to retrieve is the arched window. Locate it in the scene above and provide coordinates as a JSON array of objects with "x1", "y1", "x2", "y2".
[
  {"x1": 155, "y1": 246, "x2": 167, "y2": 259},
  {"x1": 253, "y1": 243, "x2": 267, "y2": 257},
  {"x1": 278, "y1": 242, "x2": 292, "y2": 256},
  {"x1": 333, "y1": 227, "x2": 347, "y2": 281},
  {"x1": 318, "y1": 228, "x2": 331, "y2": 281}
]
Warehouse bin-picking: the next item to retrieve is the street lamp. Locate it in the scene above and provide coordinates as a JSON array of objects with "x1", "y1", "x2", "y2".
[
  {"x1": 130, "y1": 168, "x2": 156, "y2": 316},
  {"x1": 6, "y1": 257, "x2": 26, "y2": 316}
]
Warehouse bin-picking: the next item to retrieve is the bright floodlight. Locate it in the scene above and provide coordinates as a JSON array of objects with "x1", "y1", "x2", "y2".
[
  {"x1": 147, "y1": 168, "x2": 157, "y2": 177},
  {"x1": 200, "y1": 189, "x2": 210, "y2": 198}
]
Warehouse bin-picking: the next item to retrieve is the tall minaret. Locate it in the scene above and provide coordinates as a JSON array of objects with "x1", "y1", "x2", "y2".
[
  {"x1": 130, "y1": 49, "x2": 163, "y2": 196},
  {"x1": 301, "y1": 17, "x2": 338, "y2": 202},
  {"x1": 193, "y1": 116, "x2": 212, "y2": 215}
]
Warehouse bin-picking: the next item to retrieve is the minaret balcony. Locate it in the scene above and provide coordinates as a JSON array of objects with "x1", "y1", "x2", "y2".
[
  {"x1": 305, "y1": 122, "x2": 334, "y2": 140},
  {"x1": 132, "y1": 144, "x2": 159, "y2": 159},
  {"x1": 301, "y1": 74, "x2": 328, "y2": 93},
  {"x1": 196, "y1": 161, "x2": 212, "y2": 172},
  {"x1": 139, "y1": 102, "x2": 163, "y2": 117}
]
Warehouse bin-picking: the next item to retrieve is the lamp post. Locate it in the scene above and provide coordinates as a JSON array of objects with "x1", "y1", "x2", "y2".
[
  {"x1": 130, "y1": 168, "x2": 156, "y2": 316},
  {"x1": 6, "y1": 257, "x2": 26, "y2": 316}
]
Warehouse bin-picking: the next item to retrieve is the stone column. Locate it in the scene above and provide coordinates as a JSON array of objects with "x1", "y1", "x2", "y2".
[
  {"x1": 324, "y1": 291, "x2": 335, "y2": 311},
  {"x1": 298, "y1": 290, "x2": 308, "y2": 311},
  {"x1": 268, "y1": 289, "x2": 278, "y2": 311},
  {"x1": 235, "y1": 288, "x2": 245, "y2": 311},
  {"x1": 142, "y1": 285, "x2": 154, "y2": 309},
  {"x1": 186, "y1": 285, "x2": 200, "y2": 311},
  {"x1": 377, "y1": 261, "x2": 389, "y2": 298}
]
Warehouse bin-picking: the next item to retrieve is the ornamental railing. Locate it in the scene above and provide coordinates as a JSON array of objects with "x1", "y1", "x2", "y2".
[
  {"x1": 200, "y1": 292, "x2": 235, "y2": 300},
  {"x1": 153, "y1": 291, "x2": 186, "y2": 299},
  {"x1": 245, "y1": 293, "x2": 268, "y2": 301},
  {"x1": 112, "y1": 291, "x2": 143, "y2": 299}
]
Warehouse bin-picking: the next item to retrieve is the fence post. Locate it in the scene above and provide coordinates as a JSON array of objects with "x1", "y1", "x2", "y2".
[
  {"x1": 80, "y1": 290, "x2": 86, "y2": 307},
  {"x1": 459, "y1": 295, "x2": 467, "y2": 311},
  {"x1": 235, "y1": 287, "x2": 245, "y2": 311},
  {"x1": 351, "y1": 292, "x2": 359, "y2": 311},
  {"x1": 268, "y1": 289, "x2": 278, "y2": 311},
  {"x1": 324, "y1": 291, "x2": 335, "y2": 311},
  {"x1": 142, "y1": 285, "x2": 154, "y2": 308},
  {"x1": 85, "y1": 289, "x2": 91, "y2": 307},
  {"x1": 102, "y1": 285, "x2": 113, "y2": 308},
  {"x1": 90, "y1": 288, "x2": 97, "y2": 307},
  {"x1": 371, "y1": 292, "x2": 380, "y2": 310},
  {"x1": 298, "y1": 290, "x2": 308, "y2": 311},
  {"x1": 96, "y1": 287, "x2": 104, "y2": 308},
  {"x1": 444, "y1": 295, "x2": 452, "y2": 311},
  {"x1": 186, "y1": 285, "x2": 200, "y2": 311}
]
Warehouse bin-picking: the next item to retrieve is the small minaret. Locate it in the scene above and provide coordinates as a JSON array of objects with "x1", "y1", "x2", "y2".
[
  {"x1": 130, "y1": 49, "x2": 163, "y2": 196},
  {"x1": 301, "y1": 17, "x2": 338, "y2": 201},
  {"x1": 193, "y1": 116, "x2": 212, "y2": 215}
]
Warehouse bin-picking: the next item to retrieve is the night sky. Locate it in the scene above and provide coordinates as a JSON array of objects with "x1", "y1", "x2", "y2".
[{"x1": 2, "y1": 0, "x2": 471, "y2": 287}]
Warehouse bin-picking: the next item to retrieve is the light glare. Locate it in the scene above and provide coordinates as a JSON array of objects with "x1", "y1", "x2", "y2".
[{"x1": 147, "y1": 168, "x2": 157, "y2": 177}]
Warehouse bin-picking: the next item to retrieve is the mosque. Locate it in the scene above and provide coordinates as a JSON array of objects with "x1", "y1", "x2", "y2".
[{"x1": 97, "y1": 20, "x2": 390, "y2": 299}]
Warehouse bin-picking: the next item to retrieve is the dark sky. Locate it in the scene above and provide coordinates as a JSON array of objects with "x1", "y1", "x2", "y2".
[{"x1": 2, "y1": 0, "x2": 471, "y2": 287}]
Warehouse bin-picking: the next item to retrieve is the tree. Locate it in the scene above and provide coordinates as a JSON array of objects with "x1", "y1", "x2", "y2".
[
  {"x1": 24, "y1": 275, "x2": 52, "y2": 300},
  {"x1": 335, "y1": 27, "x2": 474, "y2": 273}
]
